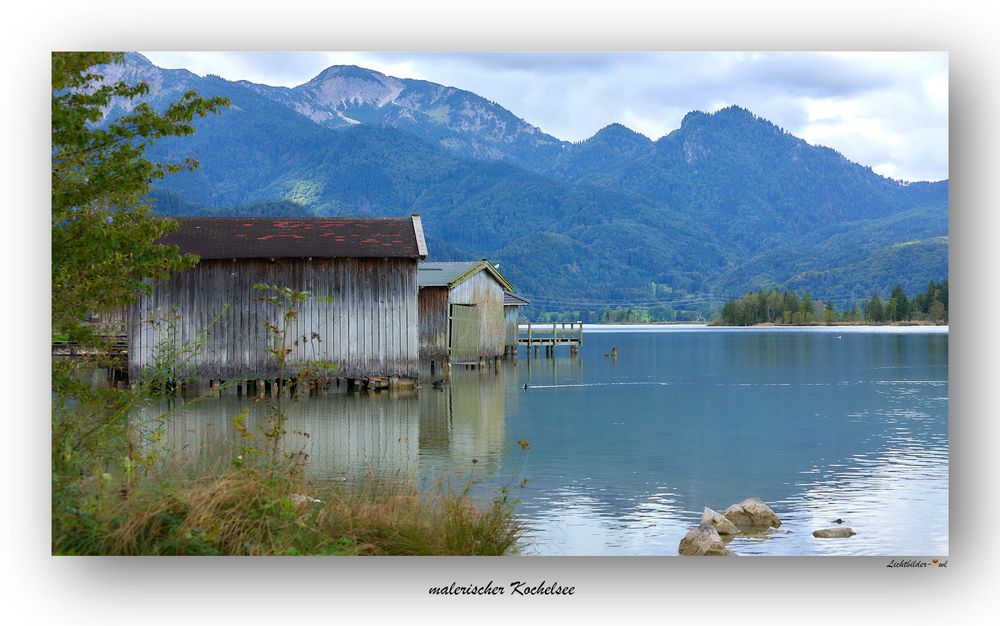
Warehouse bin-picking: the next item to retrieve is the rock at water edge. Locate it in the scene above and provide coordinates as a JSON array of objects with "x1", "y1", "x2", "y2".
[
  {"x1": 679, "y1": 525, "x2": 735, "y2": 556},
  {"x1": 813, "y1": 528, "x2": 857, "y2": 538},
  {"x1": 722, "y1": 497, "x2": 782, "y2": 531},
  {"x1": 701, "y1": 506, "x2": 740, "y2": 535}
]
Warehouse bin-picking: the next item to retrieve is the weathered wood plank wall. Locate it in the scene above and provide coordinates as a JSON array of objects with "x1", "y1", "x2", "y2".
[
  {"x1": 128, "y1": 258, "x2": 419, "y2": 380},
  {"x1": 503, "y1": 306, "x2": 520, "y2": 349},
  {"x1": 449, "y1": 272, "x2": 505, "y2": 358},
  {"x1": 418, "y1": 286, "x2": 450, "y2": 361}
]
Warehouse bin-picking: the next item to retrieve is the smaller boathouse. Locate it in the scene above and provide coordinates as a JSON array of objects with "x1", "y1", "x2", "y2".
[{"x1": 417, "y1": 260, "x2": 515, "y2": 364}]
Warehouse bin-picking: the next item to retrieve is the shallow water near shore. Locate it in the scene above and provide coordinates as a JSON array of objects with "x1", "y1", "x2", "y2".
[{"x1": 135, "y1": 325, "x2": 948, "y2": 556}]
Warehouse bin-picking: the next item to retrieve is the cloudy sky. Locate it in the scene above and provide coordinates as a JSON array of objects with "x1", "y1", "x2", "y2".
[{"x1": 142, "y1": 51, "x2": 948, "y2": 182}]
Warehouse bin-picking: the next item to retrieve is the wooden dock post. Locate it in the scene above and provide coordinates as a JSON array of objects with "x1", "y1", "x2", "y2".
[{"x1": 519, "y1": 320, "x2": 583, "y2": 358}]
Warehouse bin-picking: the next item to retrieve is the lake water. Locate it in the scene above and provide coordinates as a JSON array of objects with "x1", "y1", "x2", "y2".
[{"x1": 137, "y1": 325, "x2": 949, "y2": 556}]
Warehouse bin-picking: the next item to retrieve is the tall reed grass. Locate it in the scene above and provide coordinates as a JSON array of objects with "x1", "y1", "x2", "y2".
[
  {"x1": 55, "y1": 462, "x2": 524, "y2": 556},
  {"x1": 53, "y1": 286, "x2": 526, "y2": 556}
]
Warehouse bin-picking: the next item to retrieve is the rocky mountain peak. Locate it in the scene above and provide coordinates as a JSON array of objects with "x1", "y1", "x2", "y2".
[{"x1": 295, "y1": 65, "x2": 404, "y2": 110}]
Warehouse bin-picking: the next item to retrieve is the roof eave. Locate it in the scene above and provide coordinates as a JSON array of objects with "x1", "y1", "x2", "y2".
[
  {"x1": 449, "y1": 260, "x2": 514, "y2": 291},
  {"x1": 411, "y1": 213, "x2": 428, "y2": 260}
]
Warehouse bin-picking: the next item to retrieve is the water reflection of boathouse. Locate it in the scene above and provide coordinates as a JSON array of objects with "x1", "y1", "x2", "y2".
[{"x1": 147, "y1": 366, "x2": 509, "y2": 481}]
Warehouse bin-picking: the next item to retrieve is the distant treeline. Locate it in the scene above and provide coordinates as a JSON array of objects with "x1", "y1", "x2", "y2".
[
  {"x1": 527, "y1": 305, "x2": 710, "y2": 324},
  {"x1": 716, "y1": 280, "x2": 948, "y2": 326}
]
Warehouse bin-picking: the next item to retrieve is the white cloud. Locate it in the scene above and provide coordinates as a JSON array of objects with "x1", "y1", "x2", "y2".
[{"x1": 140, "y1": 51, "x2": 948, "y2": 182}]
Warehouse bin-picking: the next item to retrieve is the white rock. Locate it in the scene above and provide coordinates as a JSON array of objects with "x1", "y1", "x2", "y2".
[
  {"x1": 678, "y1": 525, "x2": 735, "y2": 556},
  {"x1": 722, "y1": 497, "x2": 782, "y2": 531},
  {"x1": 701, "y1": 506, "x2": 741, "y2": 535}
]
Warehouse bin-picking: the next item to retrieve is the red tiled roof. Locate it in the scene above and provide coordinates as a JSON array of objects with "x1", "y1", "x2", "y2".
[{"x1": 158, "y1": 217, "x2": 427, "y2": 260}]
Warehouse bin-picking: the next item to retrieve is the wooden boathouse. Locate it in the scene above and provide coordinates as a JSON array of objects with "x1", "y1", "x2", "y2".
[
  {"x1": 417, "y1": 260, "x2": 514, "y2": 364},
  {"x1": 128, "y1": 215, "x2": 428, "y2": 384},
  {"x1": 503, "y1": 291, "x2": 530, "y2": 356}
]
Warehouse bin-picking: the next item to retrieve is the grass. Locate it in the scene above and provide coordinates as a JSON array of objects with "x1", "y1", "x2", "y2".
[
  {"x1": 53, "y1": 288, "x2": 526, "y2": 557},
  {"x1": 54, "y1": 463, "x2": 524, "y2": 556}
]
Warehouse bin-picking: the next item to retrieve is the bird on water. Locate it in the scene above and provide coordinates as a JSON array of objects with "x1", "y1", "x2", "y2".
[{"x1": 523, "y1": 383, "x2": 529, "y2": 390}]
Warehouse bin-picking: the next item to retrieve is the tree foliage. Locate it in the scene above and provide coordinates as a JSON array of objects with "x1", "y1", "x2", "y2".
[
  {"x1": 52, "y1": 51, "x2": 227, "y2": 505},
  {"x1": 715, "y1": 281, "x2": 947, "y2": 326},
  {"x1": 51, "y1": 52, "x2": 228, "y2": 343}
]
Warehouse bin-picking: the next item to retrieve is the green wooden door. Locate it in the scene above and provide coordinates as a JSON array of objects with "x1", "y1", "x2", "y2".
[{"x1": 449, "y1": 303, "x2": 479, "y2": 363}]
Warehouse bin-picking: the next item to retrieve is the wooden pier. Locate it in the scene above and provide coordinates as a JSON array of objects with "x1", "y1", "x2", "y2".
[
  {"x1": 51, "y1": 318, "x2": 127, "y2": 365},
  {"x1": 518, "y1": 322, "x2": 583, "y2": 357}
]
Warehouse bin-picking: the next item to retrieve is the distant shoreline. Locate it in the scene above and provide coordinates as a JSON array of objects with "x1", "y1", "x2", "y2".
[
  {"x1": 707, "y1": 320, "x2": 947, "y2": 328},
  {"x1": 526, "y1": 320, "x2": 948, "y2": 328},
  {"x1": 558, "y1": 322, "x2": 950, "y2": 334}
]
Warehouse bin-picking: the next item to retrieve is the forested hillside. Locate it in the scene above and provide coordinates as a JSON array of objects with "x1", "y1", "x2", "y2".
[{"x1": 109, "y1": 54, "x2": 947, "y2": 318}]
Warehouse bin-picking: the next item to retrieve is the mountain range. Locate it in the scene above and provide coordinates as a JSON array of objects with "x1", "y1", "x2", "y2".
[{"x1": 106, "y1": 53, "x2": 948, "y2": 317}]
